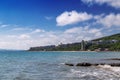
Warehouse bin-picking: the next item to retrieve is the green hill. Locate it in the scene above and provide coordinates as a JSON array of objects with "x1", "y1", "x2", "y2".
[
  {"x1": 88, "y1": 33, "x2": 120, "y2": 51},
  {"x1": 28, "y1": 33, "x2": 120, "y2": 51},
  {"x1": 93, "y1": 33, "x2": 120, "y2": 41}
]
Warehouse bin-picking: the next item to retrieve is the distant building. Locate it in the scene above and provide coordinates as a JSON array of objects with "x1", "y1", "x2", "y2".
[
  {"x1": 111, "y1": 40, "x2": 118, "y2": 43},
  {"x1": 81, "y1": 40, "x2": 85, "y2": 51},
  {"x1": 95, "y1": 48, "x2": 109, "y2": 51}
]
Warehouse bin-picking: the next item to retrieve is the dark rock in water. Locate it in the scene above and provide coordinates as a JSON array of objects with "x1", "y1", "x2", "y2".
[
  {"x1": 76, "y1": 62, "x2": 92, "y2": 67},
  {"x1": 99, "y1": 63, "x2": 105, "y2": 65},
  {"x1": 65, "y1": 62, "x2": 120, "y2": 67},
  {"x1": 65, "y1": 63, "x2": 74, "y2": 66},
  {"x1": 109, "y1": 63, "x2": 120, "y2": 67},
  {"x1": 105, "y1": 58, "x2": 120, "y2": 61},
  {"x1": 92, "y1": 63, "x2": 99, "y2": 66}
]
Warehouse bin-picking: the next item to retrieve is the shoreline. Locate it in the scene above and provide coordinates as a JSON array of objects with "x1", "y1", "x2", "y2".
[{"x1": 27, "y1": 50, "x2": 120, "y2": 52}]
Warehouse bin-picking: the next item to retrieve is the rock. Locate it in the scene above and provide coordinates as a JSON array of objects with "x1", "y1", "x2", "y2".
[
  {"x1": 65, "y1": 62, "x2": 120, "y2": 67},
  {"x1": 65, "y1": 63, "x2": 74, "y2": 66},
  {"x1": 99, "y1": 63, "x2": 105, "y2": 65},
  {"x1": 109, "y1": 63, "x2": 120, "y2": 67},
  {"x1": 92, "y1": 63, "x2": 99, "y2": 66},
  {"x1": 76, "y1": 62, "x2": 92, "y2": 67},
  {"x1": 106, "y1": 58, "x2": 120, "y2": 61}
]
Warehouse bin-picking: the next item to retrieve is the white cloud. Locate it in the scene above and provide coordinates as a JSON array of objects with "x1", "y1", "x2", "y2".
[
  {"x1": 12, "y1": 28, "x2": 25, "y2": 31},
  {"x1": 0, "y1": 26, "x2": 103, "y2": 50},
  {"x1": 12, "y1": 27, "x2": 32, "y2": 31},
  {"x1": 56, "y1": 11, "x2": 93, "y2": 26},
  {"x1": 97, "y1": 13, "x2": 120, "y2": 27},
  {"x1": 0, "y1": 12, "x2": 119, "y2": 50},
  {"x1": 82, "y1": 0, "x2": 120, "y2": 9},
  {"x1": 31, "y1": 29, "x2": 45, "y2": 34},
  {"x1": 94, "y1": 14, "x2": 105, "y2": 20},
  {"x1": 64, "y1": 27, "x2": 83, "y2": 33},
  {"x1": 7, "y1": 35, "x2": 17, "y2": 38},
  {"x1": 0, "y1": 24, "x2": 9, "y2": 28},
  {"x1": 19, "y1": 34, "x2": 30, "y2": 39},
  {"x1": 45, "y1": 16, "x2": 53, "y2": 20},
  {"x1": 64, "y1": 26, "x2": 102, "y2": 39}
]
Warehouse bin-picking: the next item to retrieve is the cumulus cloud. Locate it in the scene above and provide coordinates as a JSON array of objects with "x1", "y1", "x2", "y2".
[
  {"x1": 64, "y1": 26, "x2": 102, "y2": 39},
  {"x1": 97, "y1": 13, "x2": 120, "y2": 27},
  {"x1": 82, "y1": 0, "x2": 120, "y2": 9},
  {"x1": 1, "y1": 13, "x2": 119, "y2": 50},
  {"x1": 0, "y1": 26, "x2": 103, "y2": 50},
  {"x1": 56, "y1": 11, "x2": 93, "y2": 26}
]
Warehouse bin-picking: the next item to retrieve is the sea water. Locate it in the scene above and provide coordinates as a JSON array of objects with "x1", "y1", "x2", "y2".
[{"x1": 0, "y1": 50, "x2": 120, "y2": 80}]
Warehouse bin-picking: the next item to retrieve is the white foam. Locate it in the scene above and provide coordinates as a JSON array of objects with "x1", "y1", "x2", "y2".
[
  {"x1": 66, "y1": 67, "x2": 120, "y2": 79},
  {"x1": 70, "y1": 69, "x2": 81, "y2": 73},
  {"x1": 60, "y1": 63, "x2": 65, "y2": 65},
  {"x1": 97, "y1": 64, "x2": 120, "y2": 72},
  {"x1": 109, "y1": 67, "x2": 120, "y2": 73}
]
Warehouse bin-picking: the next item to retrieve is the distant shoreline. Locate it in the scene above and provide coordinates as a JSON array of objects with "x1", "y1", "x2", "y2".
[
  {"x1": 27, "y1": 50, "x2": 120, "y2": 52},
  {"x1": 28, "y1": 33, "x2": 120, "y2": 52}
]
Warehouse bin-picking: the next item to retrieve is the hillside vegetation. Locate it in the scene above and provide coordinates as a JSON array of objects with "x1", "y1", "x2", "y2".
[
  {"x1": 28, "y1": 33, "x2": 120, "y2": 51},
  {"x1": 93, "y1": 33, "x2": 120, "y2": 41}
]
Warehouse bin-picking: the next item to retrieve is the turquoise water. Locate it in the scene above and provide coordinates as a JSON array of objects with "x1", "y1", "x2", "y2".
[{"x1": 0, "y1": 51, "x2": 120, "y2": 80}]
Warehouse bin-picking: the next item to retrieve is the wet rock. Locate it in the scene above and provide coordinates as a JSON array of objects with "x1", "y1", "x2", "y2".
[
  {"x1": 76, "y1": 62, "x2": 92, "y2": 67},
  {"x1": 99, "y1": 63, "x2": 105, "y2": 65},
  {"x1": 109, "y1": 63, "x2": 120, "y2": 67},
  {"x1": 65, "y1": 62, "x2": 120, "y2": 67},
  {"x1": 105, "y1": 58, "x2": 120, "y2": 61},
  {"x1": 65, "y1": 63, "x2": 74, "y2": 66},
  {"x1": 92, "y1": 63, "x2": 99, "y2": 66}
]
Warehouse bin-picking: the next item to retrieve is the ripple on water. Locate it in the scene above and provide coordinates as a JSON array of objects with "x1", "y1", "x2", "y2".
[
  {"x1": 65, "y1": 66, "x2": 120, "y2": 80},
  {"x1": 0, "y1": 51, "x2": 120, "y2": 80}
]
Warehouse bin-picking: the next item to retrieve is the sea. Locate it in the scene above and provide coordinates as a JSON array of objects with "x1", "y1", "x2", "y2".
[{"x1": 0, "y1": 50, "x2": 120, "y2": 80}]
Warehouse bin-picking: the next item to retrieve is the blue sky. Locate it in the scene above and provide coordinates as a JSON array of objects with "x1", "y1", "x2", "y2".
[{"x1": 0, "y1": 0, "x2": 120, "y2": 50}]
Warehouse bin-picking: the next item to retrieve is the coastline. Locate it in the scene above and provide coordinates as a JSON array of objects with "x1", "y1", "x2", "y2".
[{"x1": 27, "y1": 50, "x2": 120, "y2": 52}]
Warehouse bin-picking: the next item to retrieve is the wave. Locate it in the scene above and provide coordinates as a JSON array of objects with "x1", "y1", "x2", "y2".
[
  {"x1": 65, "y1": 65, "x2": 120, "y2": 80},
  {"x1": 97, "y1": 64, "x2": 120, "y2": 72}
]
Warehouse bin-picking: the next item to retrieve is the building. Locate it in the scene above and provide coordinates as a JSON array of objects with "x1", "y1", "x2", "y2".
[{"x1": 81, "y1": 40, "x2": 85, "y2": 51}]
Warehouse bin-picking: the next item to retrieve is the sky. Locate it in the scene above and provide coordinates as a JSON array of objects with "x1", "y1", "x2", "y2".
[{"x1": 0, "y1": 0, "x2": 120, "y2": 50}]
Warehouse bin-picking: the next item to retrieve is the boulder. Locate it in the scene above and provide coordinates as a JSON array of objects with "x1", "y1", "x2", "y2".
[
  {"x1": 65, "y1": 62, "x2": 120, "y2": 67},
  {"x1": 109, "y1": 63, "x2": 120, "y2": 67},
  {"x1": 65, "y1": 63, "x2": 74, "y2": 66},
  {"x1": 76, "y1": 62, "x2": 92, "y2": 67},
  {"x1": 106, "y1": 58, "x2": 120, "y2": 61}
]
